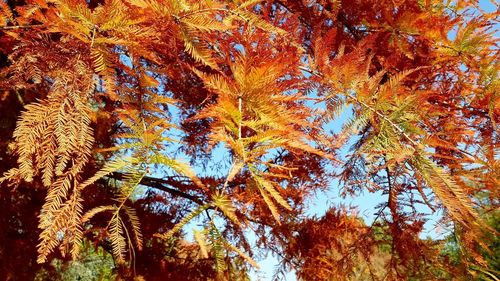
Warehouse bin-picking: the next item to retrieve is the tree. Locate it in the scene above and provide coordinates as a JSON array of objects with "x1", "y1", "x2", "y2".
[{"x1": 0, "y1": 0, "x2": 498, "y2": 280}]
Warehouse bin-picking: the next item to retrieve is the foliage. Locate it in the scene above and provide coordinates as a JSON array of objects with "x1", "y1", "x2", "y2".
[
  {"x1": 441, "y1": 209, "x2": 500, "y2": 281},
  {"x1": 0, "y1": 0, "x2": 498, "y2": 280},
  {"x1": 34, "y1": 241, "x2": 116, "y2": 281}
]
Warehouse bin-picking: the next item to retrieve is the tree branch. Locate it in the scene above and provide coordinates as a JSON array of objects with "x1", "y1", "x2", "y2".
[
  {"x1": 0, "y1": 24, "x2": 43, "y2": 30},
  {"x1": 109, "y1": 172, "x2": 207, "y2": 206},
  {"x1": 298, "y1": 66, "x2": 420, "y2": 147}
]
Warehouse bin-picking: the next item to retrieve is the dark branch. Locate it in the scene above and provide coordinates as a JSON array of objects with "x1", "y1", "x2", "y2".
[{"x1": 109, "y1": 172, "x2": 206, "y2": 206}]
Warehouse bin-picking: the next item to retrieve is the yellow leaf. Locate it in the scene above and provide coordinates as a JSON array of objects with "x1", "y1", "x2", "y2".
[
  {"x1": 194, "y1": 229, "x2": 209, "y2": 258},
  {"x1": 212, "y1": 193, "x2": 240, "y2": 225},
  {"x1": 252, "y1": 172, "x2": 291, "y2": 210}
]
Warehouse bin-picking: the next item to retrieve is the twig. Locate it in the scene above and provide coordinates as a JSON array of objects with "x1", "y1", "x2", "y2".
[{"x1": 1, "y1": 24, "x2": 43, "y2": 30}]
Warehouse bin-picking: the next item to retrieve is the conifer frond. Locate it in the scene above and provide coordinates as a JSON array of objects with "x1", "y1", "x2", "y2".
[
  {"x1": 324, "y1": 95, "x2": 348, "y2": 122},
  {"x1": 9, "y1": 77, "x2": 94, "y2": 185},
  {"x1": 0, "y1": 2, "x2": 15, "y2": 25},
  {"x1": 212, "y1": 192, "x2": 240, "y2": 225},
  {"x1": 207, "y1": 225, "x2": 226, "y2": 275},
  {"x1": 194, "y1": 229, "x2": 209, "y2": 259},
  {"x1": 40, "y1": 133, "x2": 57, "y2": 187},
  {"x1": 123, "y1": 205, "x2": 144, "y2": 250},
  {"x1": 379, "y1": 67, "x2": 425, "y2": 94},
  {"x1": 438, "y1": 21, "x2": 496, "y2": 57},
  {"x1": 410, "y1": 152, "x2": 482, "y2": 230},
  {"x1": 191, "y1": 69, "x2": 235, "y2": 96},
  {"x1": 124, "y1": 0, "x2": 169, "y2": 14},
  {"x1": 0, "y1": 168, "x2": 20, "y2": 184},
  {"x1": 181, "y1": 27, "x2": 219, "y2": 69},
  {"x1": 195, "y1": 56, "x2": 330, "y2": 225},
  {"x1": 170, "y1": 0, "x2": 191, "y2": 12},
  {"x1": 78, "y1": 158, "x2": 130, "y2": 190},
  {"x1": 180, "y1": 14, "x2": 228, "y2": 32},
  {"x1": 155, "y1": 203, "x2": 210, "y2": 240},
  {"x1": 82, "y1": 204, "x2": 143, "y2": 261},
  {"x1": 225, "y1": 9, "x2": 287, "y2": 36},
  {"x1": 250, "y1": 168, "x2": 292, "y2": 211},
  {"x1": 257, "y1": 183, "x2": 280, "y2": 222},
  {"x1": 223, "y1": 239, "x2": 259, "y2": 269},
  {"x1": 69, "y1": 191, "x2": 85, "y2": 260},
  {"x1": 82, "y1": 205, "x2": 116, "y2": 223},
  {"x1": 338, "y1": 109, "x2": 372, "y2": 142},
  {"x1": 1, "y1": 71, "x2": 95, "y2": 266},
  {"x1": 225, "y1": 160, "x2": 245, "y2": 187},
  {"x1": 114, "y1": 169, "x2": 145, "y2": 210},
  {"x1": 37, "y1": 190, "x2": 84, "y2": 263},
  {"x1": 209, "y1": 222, "x2": 259, "y2": 269},
  {"x1": 236, "y1": 0, "x2": 264, "y2": 10},
  {"x1": 91, "y1": 48, "x2": 114, "y2": 74},
  {"x1": 109, "y1": 214, "x2": 127, "y2": 263},
  {"x1": 39, "y1": 175, "x2": 74, "y2": 228}
]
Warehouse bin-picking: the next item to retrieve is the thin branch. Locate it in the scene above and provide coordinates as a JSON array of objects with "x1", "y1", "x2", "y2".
[
  {"x1": 109, "y1": 172, "x2": 206, "y2": 206},
  {"x1": 337, "y1": 12, "x2": 362, "y2": 41},
  {"x1": 0, "y1": 24, "x2": 43, "y2": 30},
  {"x1": 106, "y1": 172, "x2": 146, "y2": 230},
  {"x1": 385, "y1": 157, "x2": 399, "y2": 221}
]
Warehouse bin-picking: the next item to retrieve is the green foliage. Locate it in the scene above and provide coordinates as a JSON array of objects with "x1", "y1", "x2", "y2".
[{"x1": 35, "y1": 241, "x2": 116, "y2": 281}]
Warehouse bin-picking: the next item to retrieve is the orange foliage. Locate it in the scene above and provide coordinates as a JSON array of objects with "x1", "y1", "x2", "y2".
[{"x1": 0, "y1": 0, "x2": 498, "y2": 280}]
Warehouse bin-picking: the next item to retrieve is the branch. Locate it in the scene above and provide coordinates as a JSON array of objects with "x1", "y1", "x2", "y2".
[
  {"x1": 385, "y1": 157, "x2": 398, "y2": 220},
  {"x1": 0, "y1": 24, "x2": 43, "y2": 30},
  {"x1": 108, "y1": 173, "x2": 267, "y2": 227},
  {"x1": 337, "y1": 12, "x2": 362, "y2": 41},
  {"x1": 109, "y1": 172, "x2": 206, "y2": 206}
]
